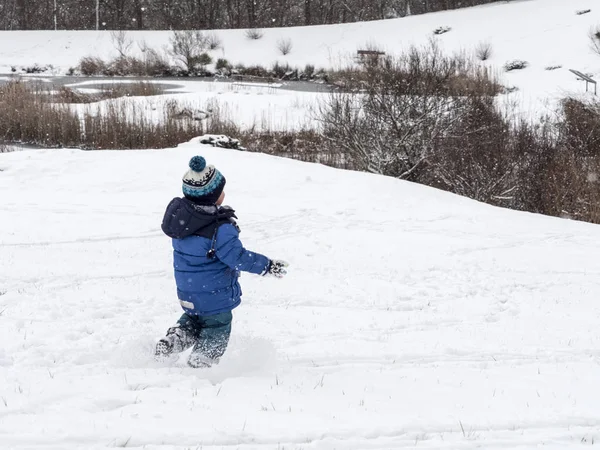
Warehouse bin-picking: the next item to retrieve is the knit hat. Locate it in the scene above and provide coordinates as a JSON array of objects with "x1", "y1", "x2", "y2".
[{"x1": 182, "y1": 156, "x2": 226, "y2": 205}]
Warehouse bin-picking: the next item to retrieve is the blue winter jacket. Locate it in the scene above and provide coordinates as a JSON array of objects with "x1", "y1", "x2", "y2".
[{"x1": 161, "y1": 197, "x2": 270, "y2": 316}]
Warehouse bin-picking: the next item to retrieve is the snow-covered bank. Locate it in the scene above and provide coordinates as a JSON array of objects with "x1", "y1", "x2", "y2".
[
  {"x1": 66, "y1": 79, "x2": 322, "y2": 131},
  {"x1": 2, "y1": 142, "x2": 600, "y2": 448}
]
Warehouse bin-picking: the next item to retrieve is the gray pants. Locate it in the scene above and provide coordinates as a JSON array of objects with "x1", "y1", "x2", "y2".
[{"x1": 163, "y1": 311, "x2": 232, "y2": 367}]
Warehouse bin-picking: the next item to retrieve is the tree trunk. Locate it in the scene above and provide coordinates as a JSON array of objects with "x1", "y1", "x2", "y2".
[
  {"x1": 246, "y1": 0, "x2": 256, "y2": 28},
  {"x1": 16, "y1": 0, "x2": 27, "y2": 29},
  {"x1": 134, "y1": 0, "x2": 143, "y2": 29}
]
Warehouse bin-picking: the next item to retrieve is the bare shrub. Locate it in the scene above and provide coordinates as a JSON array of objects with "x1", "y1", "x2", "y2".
[
  {"x1": 271, "y1": 61, "x2": 292, "y2": 78},
  {"x1": 577, "y1": 9, "x2": 591, "y2": 15},
  {"x1": 504, "y1": 60, "x2": 529, "y2": 71},
  {"x1": 170, "y1": 30, "x2": 209, "y2": 73},
  {"x1": 560, "y1": 98, "x2": 600, "y2": 157},
  {"x1": 206, "y1": 32, "x2": 222, "y2": 50},
  {"x1": 427, "y1": 96, "x2": 521, "y2": 205},
  {"x1": 141, "y1": 48, "x2": 173, "y2": 76},
  {"x1": 529, "y1": 98, "x2": 600, "y2": 222},
  {"x1": 302, "y1": 64, "x2": 315, "y2": 79},
  {"x1": 79, "y1": 56, "x2": 107, "y2": 76},
  {"x1": 23, "y1": 64, "x2": 51, "y2": 74},
  {"x1": 235, "y1": 64, "x2": 270, "y2": 79},
  {"x1": 590, "y1": 25, "x2": 600, "y2": 56},
  {"x1": 318, "y1": 43, "x2": 501, "y2": 179},
  {"x1": 0, "y1": 143, "x2": 14, "y2": 153},
  {"x1": 277, "y1": 38, "x2": 293, "y2": 55},
  {"x1": 104, "y1": 56, "x2": 137, "y2": 76},
  {"x1": 245, "y1": 28, "x2": 264, "y2": 40},
  {"x1": 79, "y1": 50, "x2": 174, "y2": 77},
  {"x1": 110, "y1": 30, "x2": 133, "y2": 58},
  {"x1": 216, "y1": 58, "x2": 231, "y2": 72},
  {"x1": 197, "y1": 53, "x2": 213, "y2": 67},
  {"x1": 545, "y1": 65, "x2": 562, "y2": 71},
  {"x1": 136, "y1": 41, "x2": 172, "y2": 76},
  {"x1": 475, "y1": 41, "x2": 493, "y2": 61}
]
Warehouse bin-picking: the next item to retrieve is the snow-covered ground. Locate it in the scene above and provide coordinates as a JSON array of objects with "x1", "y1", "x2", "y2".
[
  {"x1": 2, "y1": 142, "x2": 600, "y2": 449},
  {"x1": 1, "y1": 0, "x2": 599, "y2": 114},
  {"x1": 66, "y1": 79, "x2": 322, "y2": 131}
]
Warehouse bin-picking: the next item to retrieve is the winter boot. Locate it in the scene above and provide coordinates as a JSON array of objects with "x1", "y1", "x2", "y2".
[
  {"x1": 154, "y1": 325, "x2": 195, "y2": 361},
  {"x1": 187, "y1": 352, "x2": 217, "y2": 369}
]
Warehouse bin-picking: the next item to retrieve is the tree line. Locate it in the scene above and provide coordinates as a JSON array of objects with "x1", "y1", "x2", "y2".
[{"x1": 0, "y1": 0, "x2": 503, "y2": 30}]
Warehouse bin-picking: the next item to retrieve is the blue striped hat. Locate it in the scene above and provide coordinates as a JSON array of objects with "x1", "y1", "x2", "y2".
[{"x1": 182, "y1": 156, "x2": 226, "y2": 205}]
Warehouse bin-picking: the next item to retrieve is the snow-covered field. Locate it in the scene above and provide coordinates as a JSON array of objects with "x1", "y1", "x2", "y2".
[
  {"x1": 2, "y1": 142, "x2": 600, "y2": 449},
  {"x1": 1, "y1": 0, "x2": 599, "y2": 113},
  {"x1": 66, "y1": 79, "x2": 322, "y2": 131}
]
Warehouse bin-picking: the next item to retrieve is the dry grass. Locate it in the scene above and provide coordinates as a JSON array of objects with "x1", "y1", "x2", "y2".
[
  {"x1": 0, "y1": 81, "x2": 201, "y2": 149},
  {"x1": 0, "y1": 81, "x2": 82, "y2": 147}
]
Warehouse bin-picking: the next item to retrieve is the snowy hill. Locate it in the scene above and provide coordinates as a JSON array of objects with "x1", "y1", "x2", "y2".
[
  {"x1": 0, "y1": 0, "x2": 599, "y2": 112},
  {"x1": 2, "y1": 142, "x2": 600, "y2": 448}
]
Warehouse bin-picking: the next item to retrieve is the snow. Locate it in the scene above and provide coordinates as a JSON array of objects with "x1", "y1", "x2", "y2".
[
  {"x1": 3, "y1": 141, "x2": 600, "y2": 448},
  {"x1": 64, "y1": 79, "x2": 322, "y2": 131},
  {"x1": 0, "y1": 0, "x2": 599, "y2": 115},
  {"x1": 2, "y1": 1, "x2": 600, "y2": 447}
]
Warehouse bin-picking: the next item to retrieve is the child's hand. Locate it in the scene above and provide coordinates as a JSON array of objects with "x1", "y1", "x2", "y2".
[{"x1": 266, "y1": 260, "x2": 289, "y2": 278}]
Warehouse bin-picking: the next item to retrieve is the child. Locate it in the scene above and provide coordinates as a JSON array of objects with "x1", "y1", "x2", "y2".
[{"x1": 156, "y1": 155, "x2": 288, "y2": 368}]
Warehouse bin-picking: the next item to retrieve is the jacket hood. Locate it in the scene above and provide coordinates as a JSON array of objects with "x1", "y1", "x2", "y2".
[{"x1": 161, "y1": 197, "x2": 237, "y2": 239}]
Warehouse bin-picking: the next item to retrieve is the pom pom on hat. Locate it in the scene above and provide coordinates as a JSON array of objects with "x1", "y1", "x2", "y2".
[{"x1": 189, "y1": 156, "x2": 206, "y2": 172}]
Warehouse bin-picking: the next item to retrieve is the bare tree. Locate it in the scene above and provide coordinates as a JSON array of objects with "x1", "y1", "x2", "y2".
[
  {"x1": 206, "y1": 32, "x2": 223, "y2": 50},
  {"x1": 170, "y1": 30, "x2": 209, "y2": 73}
]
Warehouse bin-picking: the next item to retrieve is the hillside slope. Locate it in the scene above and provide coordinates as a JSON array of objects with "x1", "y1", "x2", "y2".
[{"x1": 1, "y1": 142, "x2": 600, "y2": 448}]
